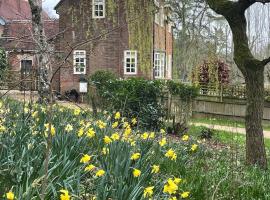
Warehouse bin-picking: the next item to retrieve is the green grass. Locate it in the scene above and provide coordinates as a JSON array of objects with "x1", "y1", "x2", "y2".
[
  {"x1": 191, "y1": 117, "x2": 270, "y2": 131},
  {"x1": 189, "y1": 125, "x2": 270, "y2": 149}
]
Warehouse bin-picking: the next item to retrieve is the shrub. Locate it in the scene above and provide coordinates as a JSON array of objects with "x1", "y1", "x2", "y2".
[{"x1": 89, "y1": 73, "x2": 165, "y2": 129}]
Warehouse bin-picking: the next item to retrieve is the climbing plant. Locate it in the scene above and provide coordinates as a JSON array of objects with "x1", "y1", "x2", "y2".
[{"x1": 0, "y1": 48, "x2": 8, "y2": 80}]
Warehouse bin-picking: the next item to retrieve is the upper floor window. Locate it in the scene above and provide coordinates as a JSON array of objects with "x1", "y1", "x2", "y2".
[
  {"x1": 154, "y1": 52, "x2": 165, "y2": 79},
  {"x1": 73, "y1": 50, "x2": 86, "y2": 74},
  {"x1": 92, "y1": 0, "x2": 105, "y2": 19},
  {"x1": 124, "y1": 50, "x2": 137, "y2": 75}
]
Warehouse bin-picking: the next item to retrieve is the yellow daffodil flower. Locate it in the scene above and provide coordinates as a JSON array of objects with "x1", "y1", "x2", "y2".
[
  {"x1": 85, "y1": 164, "x2": 96, "y2": 172},
  {"x1": 77, "y1": 128, "x2": 84, "y2": 137},
  {"x1": 151, "y1": 165, "x2": 160, "y2": 174},
  {"x1": 191, "y1": 144, "x2": 198, "y2": 152},
  {"x1": 114, "y1": 112, "x2": 121, "y2": 120},
  {"x1": 130, "y1": 153, "x2": 141, "y2": 160},
  {"x1": 165, "y1": 149, "x2": 177, "y2": 161},
  {"x1": 182, "y1": 135, "x2": 189, "y2": 141},
  {"x1": 60, "y1": 189, "x2": 70, "y2": 200},
  {"x1": 133, "y1": 168, "x2": 141, "y2": 177},
  {"x1": 96, "y1": 169, "x2": 105, "y2": 177},
  {"x1": 159, "y1": 138, "x2": 167, "y2": 147},
  {"x1": 163, "y1": 178, "x2": 178, "y2": 194},
  {"x1": 65, "y1": 124, "x2": 73, "y2": 132},
  {"x1": 80, "y1": 154, "x2": 91, "y2": 163},
  {"x1": 131, "y1": 118, "x2": 137, "y2": 125},
  {"x1": 87, "y1": 128, "x2": 95, "y2": 138},
  {"x1": 111, "y1": 133, "x2": 120, "y2": 141},
  {"x1": 143, "y1": 186, "x2": 154, "y2": 198},
  {"x1": 112, "y1": 121, "x2": 119, "y2": 128},
  {"x1": 181, "y1": 191, "x2": 190, "y2": 198},
  {"x1": 104, "y1": 136, "x2": 112, "y2": 144},
  {"x1": 6, "y1": 191, "x2": 15, "y2": 200}
]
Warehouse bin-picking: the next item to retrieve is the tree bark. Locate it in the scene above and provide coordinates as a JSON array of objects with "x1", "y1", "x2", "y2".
[{"x1": 245, "y1": 67, "x2": 267, "y2": 168}]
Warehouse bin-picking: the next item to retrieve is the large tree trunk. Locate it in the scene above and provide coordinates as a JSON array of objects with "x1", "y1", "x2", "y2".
[
  {"x1": 245, "y1": 68, "x2": 267, "y2": 168},
  {"x1": 205, "y1": 0, "x2": 270, "y2": 169}
]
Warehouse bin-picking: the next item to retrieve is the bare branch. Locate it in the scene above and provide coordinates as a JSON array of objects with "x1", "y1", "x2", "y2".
[{"x1": 262, "y1": 57, "x2": 270, "y2": 66}]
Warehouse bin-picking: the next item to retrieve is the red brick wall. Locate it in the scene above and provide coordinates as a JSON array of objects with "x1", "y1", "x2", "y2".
[{"x1": 56, "y1": 0, "x2": 173, "y2": 93}]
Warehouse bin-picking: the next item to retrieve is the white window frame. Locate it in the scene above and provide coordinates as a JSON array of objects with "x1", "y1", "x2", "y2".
[
  {"x1": 73, "y1": 50, "x2": 86, "y2": 75},
  {"x1": 154, "y1": 52, "x2": 165, "y2": 79},
  {"x1": 92, "y1": 0, "x2": 105, "y2": 19},
  {"x1": 124, "y1": 50, "x2": 137, "y2": 75}
]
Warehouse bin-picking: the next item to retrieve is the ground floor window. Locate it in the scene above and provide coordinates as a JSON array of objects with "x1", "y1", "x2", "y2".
[
  {"x1": 21, "y1": 60, "x2": 32, "y2": 76},
  {"x1": 124, "y1": 50, "x2": 137, "y2": 75},
  {"x1": 154, "y1": 52, "x2": 165, "y2": 79},
  {"x1": 73, "y1": 50, "x2": 86, "y2": 74}
]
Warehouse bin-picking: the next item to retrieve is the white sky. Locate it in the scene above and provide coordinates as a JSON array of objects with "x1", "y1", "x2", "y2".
[{"x1": 43, "y1": 0, "x2": 60, "y2": 17}]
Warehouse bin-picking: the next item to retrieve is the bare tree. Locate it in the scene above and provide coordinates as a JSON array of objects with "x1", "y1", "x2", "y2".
[
  {"x1": 28, "y1": 0, "x2": 51, "y2": 103},
  {"x1": 205, "y1": 0, "x2": 270, "y2": 169}
]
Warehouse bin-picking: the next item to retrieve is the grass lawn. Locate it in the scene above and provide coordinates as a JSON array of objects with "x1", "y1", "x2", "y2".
[{"x1": 191, "y1": 117, "x2": 270, "y2": 131}]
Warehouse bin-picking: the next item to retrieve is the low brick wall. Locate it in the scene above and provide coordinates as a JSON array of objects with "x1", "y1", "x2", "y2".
[{"x1": 192, "y1": 96, "x2": 270, "y2": 121}]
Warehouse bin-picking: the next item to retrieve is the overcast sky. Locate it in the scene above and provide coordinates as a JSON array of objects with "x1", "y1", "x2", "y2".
[{"x1": 43, "y1": 0, "x2": 60, "y2": 17}]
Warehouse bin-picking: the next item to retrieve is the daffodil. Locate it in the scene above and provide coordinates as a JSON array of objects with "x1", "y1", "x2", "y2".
[
  {"x1": 102, "y1": 147, "x2": 109, "y2": 155},
  {"x1": 143, "y1": 186, "x2": 154, "y2": 198},
  {"x1": 149, "y1": 132, "x2": 155, "y2": 138},
  {"x1": 130, "y1": 153, "x2": 141, "y2": 160},
  {"x1": 74, "y1": 109, "x2": 81, "y2": 115},
  {"x1": 77, "y1": 128, "x2": 84, "y2": 137},
  {"x1": 87, "y1": 128, "x2": 95, "y2": 138},
  {"x1": 159, "y1": 138, "x2": 167, "y2": 147},
  {"x1": 96, "y1": 169, "x2": 105, "y2": 177},
  {"x1": 165, "y1": 149, "x2": 177, "y2": 161},
  {"x1": 131, "y1": 118, "x2": 137, "y2": 125},
  {"x1": 80, "y1": 154, "x2": 91, "y2": 163},
  {"x1": 163, "y1": 178, "x2": 178, "y2": 194},
  {"x1": 115, "y1": 112, "x2": 121, "y2": 120},
  {"x1": 174, "y1": 177, "x2": 182, "y2": 184},
  {"x1": 160, "y1": 128, "x2": 166, "y2": 134},
  {"x1": 111, "y1": 132, "x2": 120, "y2": 141},
  {"x1": 60, "y1": 189, "x2": 70, "y2": 200},
  {"x1": 191, "y1": 144, "x2": 198, "y2": 152},
  {"x1": 85, "y1": 164, "x2": 96, "y2": 171},
  {"x1": 104, "y1": 136, "x2": 112, "y2": 144},
  {"x1": 31, "y1": 111, "x2": 38, "y2": 118},
  {"x1": 97, "y1": 120, "x2": 106, "y2": 129},
  {"x1": 182, "y1": 135, "x2": 189, "y2": 141},
  {"x1": 133, "y1": 168, "x2": 141, "y2": 177},
  {"x1": 0, "y1": 125, "x2": 6, "y2": 132},
  {"x1": 169, "y1": 196, "x2": 177, "y2": 200},
  {"x1": 181, "y1": 191, "x2": 190, "y2": 198},
  {"x1": 112, "y1": 121, "x2": 119, "y2": 128},
  {"x1": 141, "y1": 132, "x2": 149, "y2": 140},
  {"x1": 151, "y1": 165, "x2": 160, "y2": 174},
  {"x1": 124, "y1": 127, "x2": 132, "y2": 136},
  {"x1": 65, "y1": 124, "x2": 73, "y2": 132},
  {"x1": 6, "y1": 191, "x2": 15, "y2": 200}
]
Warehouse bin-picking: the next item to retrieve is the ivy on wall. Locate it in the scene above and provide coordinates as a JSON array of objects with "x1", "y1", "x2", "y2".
[{"x1": 66, "y1": 0, "x2": 157, "y2": 77}]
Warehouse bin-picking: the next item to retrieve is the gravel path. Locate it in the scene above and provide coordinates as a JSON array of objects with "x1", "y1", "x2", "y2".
[{"x1": 191, "y1": 122, "x2": 270, "y2": 139}]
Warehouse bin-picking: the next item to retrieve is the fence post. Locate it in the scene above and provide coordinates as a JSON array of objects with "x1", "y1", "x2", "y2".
[{"x1": 220, "y1": 84, "x2": 223, "y2": 102}]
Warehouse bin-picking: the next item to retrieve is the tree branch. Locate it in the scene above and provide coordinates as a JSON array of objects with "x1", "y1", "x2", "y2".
[{"x1": 262, "y1": 57, "x2": 270, "y2": 66}]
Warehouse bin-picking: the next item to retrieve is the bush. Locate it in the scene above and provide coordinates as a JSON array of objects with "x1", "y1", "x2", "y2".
[{"x1": 89, "y1": 73, "x2": 165, "y2": 129}]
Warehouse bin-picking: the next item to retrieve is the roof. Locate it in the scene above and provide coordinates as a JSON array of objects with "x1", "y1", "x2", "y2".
[
  {"x1": 0, "y1": 0, "x2": 49, "y2": 20},
  {"x1": 2, "y1": 20, "x2": 59, "y2": 51}
]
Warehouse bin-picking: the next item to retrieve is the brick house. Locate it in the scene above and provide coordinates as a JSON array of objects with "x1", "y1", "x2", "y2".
[
  {"x1": 55, "y1": 0, "x2": 174, "y2": 94},
  {"x1": 0, "y1": 0, "x2": 59, "y2": 90}
]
